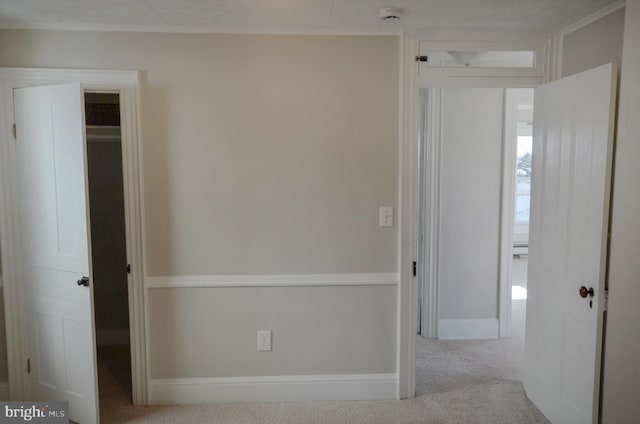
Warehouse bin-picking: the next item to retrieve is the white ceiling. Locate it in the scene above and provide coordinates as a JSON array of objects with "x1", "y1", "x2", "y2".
[{"x1": 0, "y1": 0, "x2": 621, "y2": 34}]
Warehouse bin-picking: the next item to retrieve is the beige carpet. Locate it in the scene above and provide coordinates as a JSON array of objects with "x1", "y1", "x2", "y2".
[{"x1": 98, "y1": 301, "x2": 549, "y2": 424}]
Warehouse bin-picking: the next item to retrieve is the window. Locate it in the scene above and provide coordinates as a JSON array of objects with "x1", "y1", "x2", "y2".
[
  {"x1": 514, "y1": 119, "x2": 532, "y2": 246},
  {"x1": 426, "y1": 50, "x2": 536, "y2": 68}
]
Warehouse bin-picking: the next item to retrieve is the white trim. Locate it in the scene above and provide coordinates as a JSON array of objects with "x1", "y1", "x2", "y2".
[
  {"x1": 145, "y1": 273, "x2": 399, "y2": 289},
  {"x1": 499, "y1": 90, "x2": 517, "y2": 339},
  {"x1": 0, "y1": 72, "x2": 33, "y2": 400},
  {"x1": 149, "y1": 373, "x2": 398, "y2": 404},
  {"x1": 397, "y1": 32, "x2": 418, "y2": 401},
  {"x1": 416, "y1": 89, "x2": 426, "y2": 337},
  {"x1": 417, "y1": 40, "x2": 546, "y2": 87},
  {"x1": 438, "y1": 319, "x2": 500, "y2": 340},
  {"x1": 0, "y1": 67, "x2": 147, "y2": 404},
  {"x1": 96, "y1": 330, "x2": 130, "y2": 346},
  {"x1": 0, "y1": 21, "x2": 401, "y2": 36},
  {"x1": 558, "y1": 0, "x2": 626, "y2": 38},
  {"x1": 406, "y1": 31, "x2": 549, "y2": 43},
  {"x1": 418, "y1": 88, "x2": 442, "y2": 340},
  {"x1": 119, "y1": 71, "x2": 148, "y2": 406},
  {"x1": 544, "y1": 34, "x2": 563, "y2": 83},
  {"x1": 0, "y1": 382, "x2": 9, "y2": 400},
  {"x1": 0, "y1": 68, "x2": 139, "y2": 86},
  {"x1": 417, "y1": 76, "x2": 543, "y2": 89}
]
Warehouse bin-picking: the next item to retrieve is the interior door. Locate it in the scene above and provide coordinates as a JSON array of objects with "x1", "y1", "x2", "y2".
[
  {"x1": 523, "y1": 63, "x2": 617, "y2": 423},
  {"x1": 14, "y1": 83, "x2": 99, "y2": 423}
]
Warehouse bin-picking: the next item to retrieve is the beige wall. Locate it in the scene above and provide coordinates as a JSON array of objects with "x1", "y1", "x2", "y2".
[
  {"x1": 0, "y1": 31, "x2": 399, "y2": 276},
  {"x1": 562, "y1": 8, "x2": 625, "y2": 77},
  {"x1": 0, "y1": 31, "x2": 400, "y2": 380},
  {"x1": 601, "y1": 0, "x2": 640, "y2": 421},
  {"x1": 149, "y1": 286, "x2": 396, "y2": 378}
]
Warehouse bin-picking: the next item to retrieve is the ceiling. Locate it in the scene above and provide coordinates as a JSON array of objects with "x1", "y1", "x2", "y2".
[{"x1": 0, "y1": 0, "x2": 621, "y2": 34}]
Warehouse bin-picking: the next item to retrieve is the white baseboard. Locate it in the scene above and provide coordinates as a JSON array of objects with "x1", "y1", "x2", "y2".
[
  {"x1": 438, "y1": 318, "x2": 499, "y2": 339},
  {"x1": 0, "y1": 381, "x2": 9, "y2": 400},
  {"x1": 96, "y1": 329, "x2": 130, "y2": 345},
  {"x1": 149, "y1": 373, "x2": 398, "y2": 404}
]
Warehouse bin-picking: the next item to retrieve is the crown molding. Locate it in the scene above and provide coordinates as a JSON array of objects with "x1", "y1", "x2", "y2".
[{"x1": 559, "y1": 0, "x2": 625, "y2": 37}]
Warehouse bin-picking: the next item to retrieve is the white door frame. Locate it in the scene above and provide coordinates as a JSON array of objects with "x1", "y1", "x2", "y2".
[
  {"x1": 0, "y1": 68, "x2": 147, "y2": 404},
  {"x1": 416, "y1": 87, "x2": 441, "y2": 339},
  {"x1": 415, "y1": 44, "x2": 543, "y2": 340},
  {"x1": 401, "y1": 3, "x2": 625, "y2": 399},
  {"x1": 398, "y1": 33, "x2": 547, "y2": 398}
]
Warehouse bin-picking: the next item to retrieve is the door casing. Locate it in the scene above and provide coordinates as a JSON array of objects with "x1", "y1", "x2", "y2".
[
  {"x1": 0, "y1": 68, "x2": 147, "y2": 404},
  {"x1": 398, "y1": 34, "x2": 548, "y2": 398},
  {"x1": 401, "y1": 24, "x2": 617, "y2": 405}
]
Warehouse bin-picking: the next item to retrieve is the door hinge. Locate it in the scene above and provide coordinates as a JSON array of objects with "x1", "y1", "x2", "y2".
[
  {"x1": 126, "y1": 264, "x2": 131, "y2": 274},
  {"x1": 603, "y1": 289, "x2": 609, "y2": 311},
  {"x1": 415, "y1": 55, "x2": 428, "y2": 63},
  {"x1": 412, "y1": 261, "x2": 417, "y2": 277},
  {"x1": 11, "y1": 123, "x2": 16, "y2": 140},
  {"x1": 27, "y1": 358, "x2": 30, "y2": 374}
]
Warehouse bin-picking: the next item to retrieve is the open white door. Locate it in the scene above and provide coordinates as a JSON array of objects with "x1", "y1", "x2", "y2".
[
  {"x1": 14, "y1": 83, "x2": 99, "y2": 423},
  {"x1": 524, "y1": 63, "x2": 617, "y2": 423}
]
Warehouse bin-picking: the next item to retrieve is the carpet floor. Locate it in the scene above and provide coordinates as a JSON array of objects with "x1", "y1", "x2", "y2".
[{"x1": 98, "y1": 301, "x2": 549, "y2": 423}]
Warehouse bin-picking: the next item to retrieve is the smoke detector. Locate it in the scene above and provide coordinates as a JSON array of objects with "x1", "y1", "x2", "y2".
[{"x1": 379, "y1": 7, "x2": 403, "y2": 21}]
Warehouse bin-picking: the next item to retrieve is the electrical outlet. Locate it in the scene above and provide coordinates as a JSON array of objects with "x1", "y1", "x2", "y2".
[{"x1": 257, "y1": 330, "x2": 272, "y2": 352}]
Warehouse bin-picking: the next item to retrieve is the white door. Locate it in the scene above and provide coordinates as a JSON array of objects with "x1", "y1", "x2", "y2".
[
  {"x1": 14, "y1": 83, "x2": 99, "y2": 423},
  {"x1": 524, "y1": 63, "x2": 617, "y2": 423}
]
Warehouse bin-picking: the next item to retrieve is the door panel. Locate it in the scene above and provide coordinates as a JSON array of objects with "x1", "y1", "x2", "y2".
[
  {"x1": 14, "y1": 83, "x2": 99, "y2": 423},
  {"x1": 524, "y1": 63, "x2": 617, "y2": 423}
]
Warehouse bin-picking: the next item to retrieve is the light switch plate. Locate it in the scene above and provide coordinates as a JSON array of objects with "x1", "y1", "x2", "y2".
[
  {"x1": 257, "y1": 330, "x2": 272, "y2": 352},
  {"x1": 379, "y1": 206, "x2": 393, "y2": 227}
]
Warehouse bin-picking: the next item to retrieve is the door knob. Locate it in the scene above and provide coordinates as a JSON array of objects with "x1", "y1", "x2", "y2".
[
  {"x1": 77, "y1": 276, "x2": 90, "y2": 287},
  {"x1": 579, "y1": 286, "x2": 594, "y2": 298}
]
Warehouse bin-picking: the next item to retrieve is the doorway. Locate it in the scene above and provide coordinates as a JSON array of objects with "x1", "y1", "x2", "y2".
[
  {"x1": 415, "y1": 86, "x2": 536, "y2": 395},
  {"x1": 85, "y1": 92, "x2": 133, "y2": 408},
  {"x1": 416, "y1": 87, "x2": 536, "y2": 339},
  {"x1": 402, "y1": 39, "x2": 616, "y2": 423},
  {"x1": 0, "y1": 69, "x2": 145, "y2": 414},
  {"x1": 507, "y1": 89, "x2": 534, "y2": 340}
]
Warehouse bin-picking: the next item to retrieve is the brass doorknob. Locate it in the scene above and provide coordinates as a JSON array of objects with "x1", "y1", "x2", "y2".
[{"x1": 579, "y1": 286, "x2": 594, "y2": 298}]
